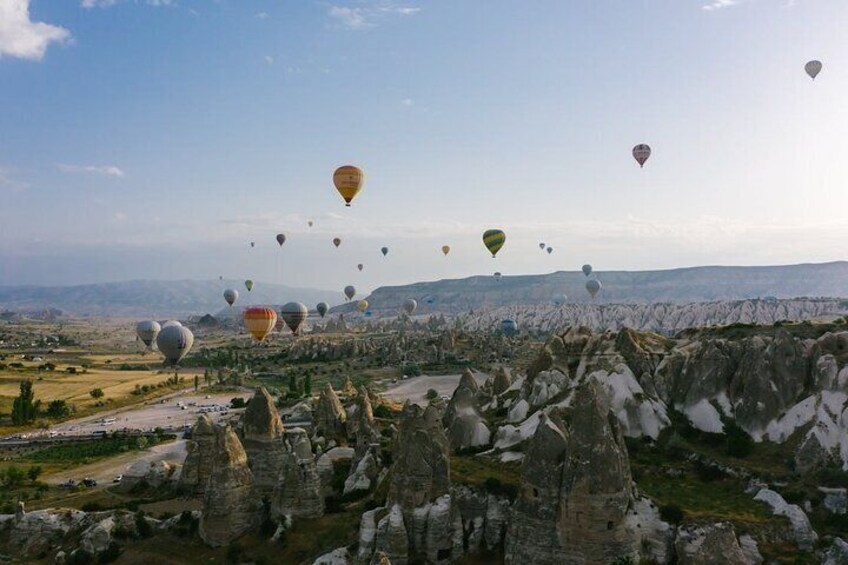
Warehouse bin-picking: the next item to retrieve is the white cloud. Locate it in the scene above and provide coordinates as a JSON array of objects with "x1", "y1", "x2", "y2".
[
  {"x1": 0, "y1": 0, "x2": 71, "y2": 61},
  {"x1": 702, "y1": 0, "x2": 741, "y2": 10},
  {"x1": 328, "y1": 2, "x2": 419, "y2": 29},
  {"x1": 264, "y1": 55, "x2": 274, "y2": 65},
  {"x1": 256, "y1": 11, "x2": 269, "y2": 19},
  {"x1": 400, "y1": 98, "x2": 414, "y2": 107},
  {"x1": 0, "y1": 167, "x2": 29, "y2": 192},
  {"x1": 81, "y1": 0, "x2": 175, "y2": 8},
  {"x1": 57, "y1": 164, "x2": 125, "y2": 178}
]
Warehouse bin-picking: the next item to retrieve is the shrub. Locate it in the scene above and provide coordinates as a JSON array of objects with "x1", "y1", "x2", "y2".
[
  {"x1": 425, "y1": 389, "x2": 438, "y2": 400},
  {"x1": 373, "y1": 404, "x2": 392, "y2": 419},
  {"x1": 230, "y1": 397, "x2": 246, "y2": 409},
  {"x1": 659, "y1": 504, "x2": 684, "y2": 524},
  {"x1": 98, "y1": 542, "x2": 123, "y2": 563},
  {"x1": 724, "y1": 422, "x2": 754, "y2": 458},
  {"x1": 135, "y1": 511, "x2": 153, "y2": 538},
  {"x1": 81, "y1": 502, "x2": 105, "y2": 512},
  {"x1": 226, "y1": 542, "x2": 242, "y2": 564}
]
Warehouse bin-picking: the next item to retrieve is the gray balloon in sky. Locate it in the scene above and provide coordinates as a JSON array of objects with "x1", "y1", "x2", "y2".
[
  {"x1": 581, "y1": 264, "x2": 593, "y2": 277},
  {"x1": 344, "y1": 285, "x2": 356, "y2": 301},
  {"x1": 223, "y1": 289, "x2": 239, "y2": 307},
  {"x1": 403, "y1": 298, "x2": 417, "y2": 316},
  {"x1": 281, "y1": 302, "x2": 308, "y2": 334},
  {"x1": 586, "y1": 278, "x2": 601, "y2": 298},
  {"x1": 162, "y1": 320, "x2": 182, "y2": 328},
  {"x1": 316, "y1": 302, "x2": 329, "y2": 318},
  {"x1": 156, "y1": 325, "x2": 194, "y2": 364},
  {"x1": 805, "y1": 60, "x2": 822, "y2": 80},
  {"x1": 135, "y1": 320, "x2": 161, "y2": 347}
]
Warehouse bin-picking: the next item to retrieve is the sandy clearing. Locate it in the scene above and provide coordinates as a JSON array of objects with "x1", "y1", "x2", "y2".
[{"x1": 382, "y1": 372, "x2": 488, "y2": 406}]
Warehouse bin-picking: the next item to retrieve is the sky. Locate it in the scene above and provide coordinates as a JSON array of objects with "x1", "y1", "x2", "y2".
[{"x1": 1, "y1": 0, "x2": 847, "y2": 293}]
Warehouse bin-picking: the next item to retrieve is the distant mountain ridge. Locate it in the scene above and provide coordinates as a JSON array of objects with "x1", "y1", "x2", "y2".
[
  {"x1": 339, "y1": 261, "x2": 848, "y2": 314},
  {"x1": 0, "y1": 279, "x2": 341, "y2": 318}
]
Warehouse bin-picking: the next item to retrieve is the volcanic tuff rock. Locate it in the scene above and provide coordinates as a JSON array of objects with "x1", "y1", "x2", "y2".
[
  {"x1": 373, "y1": 505, "x2": 409, "y2": 565},
  {"x1": 444, "y1": 369, "x2": 491, "y2": 450},
  {"x1": 346, "y1": 386, "x2": 381, "y2": 447},
  {"x1": 198, "y1": 424, "x2": 257, "y2": 547},
  {"x1": 491, "y1": 365, "x2": 512, "y2": 395},
  {"x1": 673, "y1": 522, "x2": 753, "y2": 565},
  {"x1": 241, "y1": 387, "x2": 287, "y2": 495},
  {"x1": 273, "y1": 428, "x2": 324, "y2": 518},
  {"x1": 178, "y1": 414, "x2": 216, "y2": 494},
  {"x1": 315, "y1": 383, "x2": 347, "y2": 440},
  {"x1": 504, "y1": 413, "x2": 570, "y2": 564},
  {"x1": 116, "y1": 459, "x2": 175, "y2": 493},
  {"x1": 387, "y1": 403, "x2": 450, "y2": 511},
  {"x1": 753, "y1": 488, "x2": 818, "y2": 551}
]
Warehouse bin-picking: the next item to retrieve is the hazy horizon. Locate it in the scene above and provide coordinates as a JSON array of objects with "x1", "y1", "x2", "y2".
[{"x1": 3, "y1": 0, "x2": 847, "y2": 293}]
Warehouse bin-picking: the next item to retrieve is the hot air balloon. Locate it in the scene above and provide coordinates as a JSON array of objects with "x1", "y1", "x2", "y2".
[
  {"x1": 553, "y1": 294, "x2": 568, "y2": 306},
  {"x1": 333, "y1": 165, "x2": 364, "y2": 206},
  {"x1": 136, "y1": 320, "x2": 161, "y2": 348},
  {"x1": 357, "y1": 299, "x2": 369, "y2": 312},
  {"x1": 308, "y1": 220, "x2": 314, "y2": 228},
  {"x1": 805, "y1": 60, "x2": 822, "y2": 80},
  {"x1": 276, "y1": 233, "x2": 286, "y2": 246},
  {"x1": 494, "y1": 272, "x2": 502, "y2": 281},
  {"x1": 381, "y1": 247, "x2": 389, "y2": 257},
  {"x1": 586, "y1": 278, "x2": 601, "y2": 299},
  {"x1": 632, "y1": 144, "x2": 651, "y2": 168},
  {"x1": 250, "y1": 242, "x2": 255, "y2": 248},
  {"x1": 483, "y1": 229, "x2": 506, "y2": 258},
  {"x1": 224, "y1": 289, "x2": 239, "y2": 307},
  {"x1": 316, "y1": 302, "x2": 329, "y2": 318},
  {"x1": 245, "y1": 280, "x2": 254, "y2": 292},
  {"x1": 424, "y1": 296, "x2": 435, "y2": 305},
  {"x1": 162, "y1": 320, "x2": 182, "y2": 328},
  {"x1": 333, "y1": 237, "x2": 341, "y2": 248},
  {"x1": 219, "y1": 275, "x2": 223, "y2": 281},
  {"x1": 156, "y1": 325, "x2": 194, "y2": 365},
  {"x1": 281, "y1": 302, "x2": 308, "y2": 334},
  {"x1": 582, "y1": 264, "x2": 593, "y2": 277},
  {"x1": 243, "y1": 307, "x2": 277, "y2": 342},
  {"x1": 441, "y1": 245, "x2": 450, "y2": 256},
  {"x1": 357, "y1": 264, "x2": 364, "y2": 272},
  {"x1": 539, "y1": 242, "x2": 545, "y2": 250},
  {"x1": 500, "y1": 319, "x2": 518, "y2": 336},
  {"x1": 546, "y1": 246, "x2": 553, "y2": 255},
  {"x1": 344, "y1": 285, "x2": 356, "y2": 301},
  {"x1": 403, "y1": 299, "x2": 417, "y2": 315}
]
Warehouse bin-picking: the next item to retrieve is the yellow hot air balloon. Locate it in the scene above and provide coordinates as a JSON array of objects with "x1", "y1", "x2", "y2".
[
  {"x1": 482, "y1": 229, "x2": 506, "y2": 258},
  {"x1": 243, "y1": 307, "x2": 277, "y2": 342},
  {"x1": 357, "y1": 299, "x2": 369, "y2": 312},
  {"x1": 333, "y1": 165, "x2": 364, "y2": 207},
  {"x1": 441, "y1": 245, "x2": 450, "y2": 256}
]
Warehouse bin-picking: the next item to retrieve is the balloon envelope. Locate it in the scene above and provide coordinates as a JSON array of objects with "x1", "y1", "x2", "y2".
[
  {"x1": 316, "y1": 302, "x2": 329, "y2": 318},
  {"x1": 250, "y1": 242, "x2": 255, "y2": 248},
  {"x1": 381, "y1": 247, "x2": 389, "y2": 256},
  {"x1": 586, "y1": 279, "x2": 601, "y2": 298},
  {"x1": 441, "y1": 245, "x2": 450, "y2": 256},
  {"x1": 281, "y1": 302, "x2": 308, "y2": 334},
  {"x1": 582, "y1": 264, "x2": 593, "y2": 277},
  {"x1": 357, "y1": 299, "x2": 369, "y2": 312},
  {"x1": 333, "y1": 165, "x2": 364, "y2": 206},
  {"x1": 136, "y1": 320, "x2": 161, "y2": 347},
  {"x1": 546, "y1": 246, "x2": 553, "y2": 254},
  {"x1": 357, "y1": 264, "x2": 364, "y2": 272},
  {"x1": 483, "y1": 229, "x2": 506, "y2": 258},
  {"x1": 539, "y1": 242, "x2": 545, "y2": 250},
  {"x1": 243, "y1": 307, "x2": 277, "y2": 342},
  {"x1": 344, "y1": 285, "x2": 356, "y2": 300},
  {"x1": 276, "y1": 233, "x2": 286, "y2": 246},
  {"x1": 500, "y1": 319, "x2": 517, "y2": 336},
  {"x1": 308, "y1": 220, "x2": 314, "y2": 227},
  {"x1": 156, "y1": 325, "x2": 194, "y2": 364},
  {"x1": 224, "y1": 289, "x2": 239, "y2": 307},
  {"x1": 632, "y1": 144, "x2": 651, "y2": 167},
  {"x1": 162, "y1": 320, "x2": 182, "y2": 328},
  {"x1": 805, "y1": 60, "x2": 822, "y2": 80},
  {"x1": 333, "y1": 237, "x2": 341, "y2": 248},
  {"x1": 494, "y1": 272, "x2": 502, "y2": 281},
  {"x1": 403, "y1": 298, "x2": 417, "y2": 315},
  {"x1": 244, "y1": 280, "x2": 254, "y2": 292},
  {"x1": 553, "y1": 294, "x2": 568, "y2": 306}
]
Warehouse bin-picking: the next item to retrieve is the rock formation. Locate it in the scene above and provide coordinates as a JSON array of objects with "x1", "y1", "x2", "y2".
[
  {"x1": 674, "y1": 522, "x2": 751, "y2": 564},
  {"x1": 491, "y1": 365, "x2": 512, "y2": 395},
  {"x1": 198, "y1": 424, "x2": 257, "y2": 547},
  {"x1": 178, "y1": 414, "x2": 217, "y2": 494},
  {"x1": 241, "y1": 386, "x2": 287, "y2": 495},
  {"x1": 116, "y1": 459, "x2": 174, "y2": 493},
  {"x1": 273, "y1": 428, "x2": 324, "y2": 518},
  {"x1": 315, "y1": 383, "x2": 347, "y2": 440},
  {"x1": 387, "y1": 403, "x2": 450, "y2": 511},
  {"x1": 443, "y1": 369, "x2": 491, "y2": 450}
]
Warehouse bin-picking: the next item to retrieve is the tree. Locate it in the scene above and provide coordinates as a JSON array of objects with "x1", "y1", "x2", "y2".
[
  {"x1": 45, "y1": 399, "x2": 71, "y2": 419},
  {"x1": 303, "y1": 374, "x2": 312, "y2": 396},
  {"x1": 288, "y1": 374, "x2": 297, "y2": 395},
  {"x1": 11, "y1": 380, "x2": 39, "y2": 425},
  {"x1": 89, "y1": 388, "x2": 104, "y2": 400},
  {"x1": 194, "y1": 375, "x2": 199, "y2": 391},
  {"x1": 426, "y1": 388, "x2": 439, "y2": 400},
  {"x1": 27, "y1": 465, "x2": 42, "y2": 484}
]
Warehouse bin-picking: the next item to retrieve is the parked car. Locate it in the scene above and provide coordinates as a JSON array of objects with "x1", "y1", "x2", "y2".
[
  {"x1": 82, "y1": 478, "x2": 97, "y2": 487},
  {"x1": 59, "y1": 479, "x2": 76, "y2": 488},
  {"x1": 112, "y1": 475, "x2": 123, "y2": 483}
]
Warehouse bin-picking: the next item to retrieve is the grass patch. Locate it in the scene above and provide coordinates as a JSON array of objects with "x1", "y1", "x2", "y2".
[
  {"x1": 26, "y1": 434, "x2": 174, "y2": 465},
  {"x1": 450, "y1": 454, "x2": 521, "y2": 492}
]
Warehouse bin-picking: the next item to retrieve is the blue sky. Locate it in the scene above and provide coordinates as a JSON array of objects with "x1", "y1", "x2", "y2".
[{"x1": 1, "y1": 0, "x2": 847, "y2": 292}]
